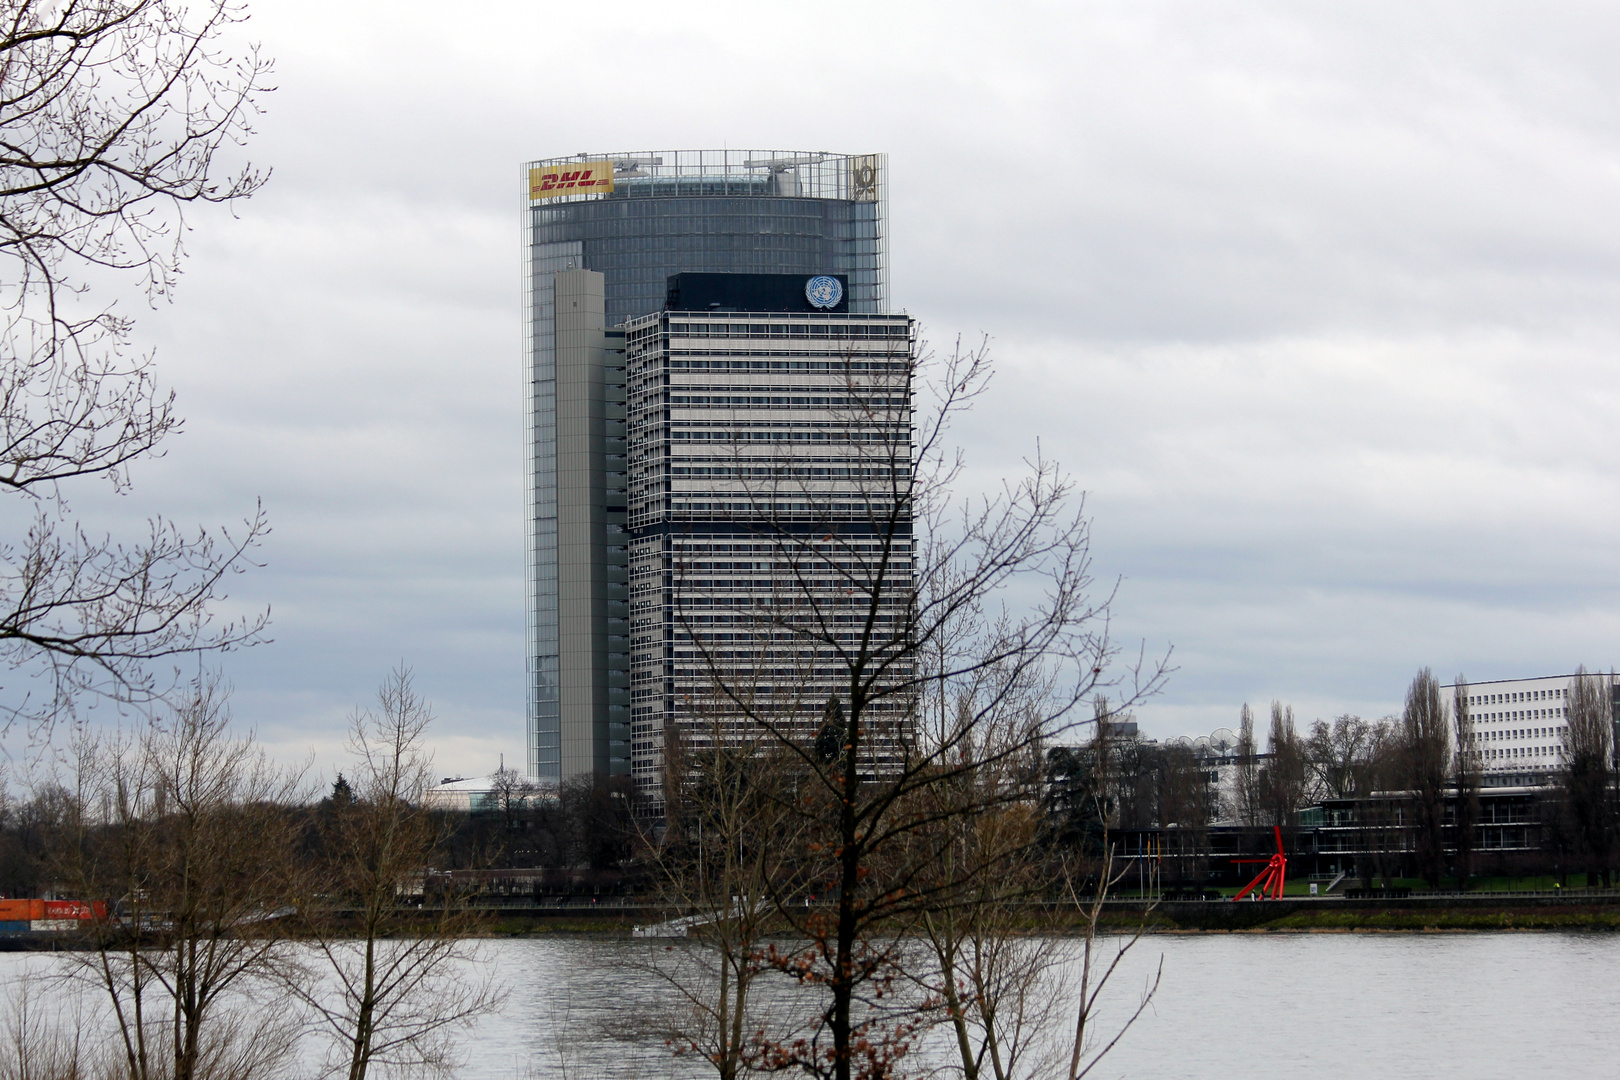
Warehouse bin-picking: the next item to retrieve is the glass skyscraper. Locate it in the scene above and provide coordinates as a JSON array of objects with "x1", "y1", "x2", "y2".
[{"x1": 523, "y1": 150, "x2": 889, "y2": 780}]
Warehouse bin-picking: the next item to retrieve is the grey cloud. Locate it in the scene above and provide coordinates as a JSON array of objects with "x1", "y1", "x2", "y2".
[{"x1": 19, "y1": 0, "x2": 1620, "y2": 771}]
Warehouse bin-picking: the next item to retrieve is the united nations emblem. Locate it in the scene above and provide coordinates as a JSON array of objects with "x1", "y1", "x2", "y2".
[{"x1": 806, "y1": 275, "x2": 843, "y2": 309}]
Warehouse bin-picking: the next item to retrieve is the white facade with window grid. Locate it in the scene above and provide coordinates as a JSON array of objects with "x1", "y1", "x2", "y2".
[
  {"x1": 1446, "y1": 673, "x2": 1617, "y2": 783},
  {"x1": 623, "y1": 310, "x2": 915, "y2": 798}
]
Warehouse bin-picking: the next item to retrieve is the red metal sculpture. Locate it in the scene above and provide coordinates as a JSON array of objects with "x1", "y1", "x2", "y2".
[{"x1": 1230, "y1": 826, "x2": 1288, "y2": 901}]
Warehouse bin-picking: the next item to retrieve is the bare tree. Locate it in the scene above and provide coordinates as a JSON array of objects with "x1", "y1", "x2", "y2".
[
  {"x1": 637, "y1": 712, "x2": 812, "y2": 1080},
  {"x1": 1233, "y1": 703, "x2": 1260, "y2": 826},
  {"x1": 1059, "y1": 843, "x2": 1162, "y2": 1080},
  {"x1": 1259, "y1": 701, "x2": 1307, "y2": 829},
  {"x1": 910, "y1": 711, "x2": 1167, "y2": 1080},
  {"x1": 296, "y1": 667, "x2": 502, "y2": 1080},
  {"x1": 918, "y1": 837, "x2": 1162, "y2": 1080},
  {"x1": 0, "y1": 776, "x2": 78, "y2": 896},
  {"x1": 1153, "y1": 744, "x2": 1211, "y2": 887},
  {"x1": 0, "y1": 967, "x2": 105, "y2": 1080},
  {"x1": 1, "y1": 0, "x2": 273, "y2": 732},
  {"x1": 919, "y1": 839, "x2": 1059, "y2": 1080},
  {"x1": 62, "y1": 674, "x2": 304, "y2": 1080},
  {"x1": 1351, "y1": 719, "x2": 1403, "y2": 890},
  {"x1": 1451, "y1": 676, "x2": 1479, "y2": 890},
  {"x1": 1401, "y1": 668, "x2": 1450, "y2": 888},
  {"x1": 558, "y1": 771, "x2": 635, "y2": 871},
  {"x1": 666, "y1": 338, "x2": 1170, "y2": 1080},
  {"x1": 1563, "y1": 666, "x2": 1614, "y2": 888},
  {"x1": 1303, "y1": 714, "x2": 1375, "y2": 799},
  {"x1": 486, "y1": 763, "x2": 539, "y2": 866},
  {"x1": 907, "y1": 682, "x2": 1059, "y2": 1080}
]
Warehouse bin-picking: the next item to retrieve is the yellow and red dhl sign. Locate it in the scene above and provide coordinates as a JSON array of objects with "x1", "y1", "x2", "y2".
[{"x1": 529, "y1": 161, "x2": 614, "y2": 200}]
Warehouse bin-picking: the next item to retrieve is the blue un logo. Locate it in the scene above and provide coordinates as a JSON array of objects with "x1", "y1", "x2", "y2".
[{"x1": 805, "y1": 276, "x2": 843, "y2": 309}]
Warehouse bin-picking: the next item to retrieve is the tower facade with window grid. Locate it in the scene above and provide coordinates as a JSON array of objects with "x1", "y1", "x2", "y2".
[
  {"x1": 523, "y1": 150, "x2": 887, "y2": 781},
  {"x1": 623, "y1": 307, "x2": 916, "y2": 801}
]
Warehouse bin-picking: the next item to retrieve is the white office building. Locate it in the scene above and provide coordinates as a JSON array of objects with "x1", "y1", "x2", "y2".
[
  {"x1": 623, "y1": 273, "x2": 915, "y2": 801},
  {"x1": 1446, "y1": 672, "x2": 1618, "y2": 786}
]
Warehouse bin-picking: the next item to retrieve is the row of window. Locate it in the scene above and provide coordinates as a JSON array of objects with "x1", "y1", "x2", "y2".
[
  {"x1": 1469, "y1": 724, "x2": 1563, "y2": 742},
  {"x1": 666, "y1": 613, "x2": 907, "y2": 624},
  {"x1": 665, "y1": 465, "x2": 906, "y2": 477},
  {"x1": 671, "y1": 544, "x2": 909, "y2": 553},
  {"x1": 668, "y1": 323, "x2": 909, "y2": 339},
  {"x1": 663, "y1": 360, "x2": 909, "y2": 370},
  {"x1": 1468, "y1": 687, "x2": 1568, "y2": 705},
  {"x1": 674, "y1": 560, "x2": 911, "y2": 570},
  {"x1": 1477, "y1": 707, "x2": 1563, "y2": 723},
  {"x1": 666, "y1": 591, "x2": 907, "y2": 603},
  {"x1": 665, "y1": 433, "x2": 903, "y2": 445},
  {"x1": 664, "y1": 394, "x2": 907, "y2": 407},
  {"x1": 532, "y1": 192, "x2": 860, "y2": 218},
  {"x1": 1475, "y1": 747, "x2": 1561, "y2": 761},
  {"x1": 651, "y1": 500, "x2": 905, "y2": 511},
  {"x1": 532, "y1": 213, "x2": 853, "y2": 238},
  {"x1": 656, "y1": 577, "x2": 908, "y2": 590}
]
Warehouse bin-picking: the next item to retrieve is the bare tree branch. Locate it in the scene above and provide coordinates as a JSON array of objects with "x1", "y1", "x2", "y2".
[{"x1": 0, "y1": 0, "x2": 274, "y2": 734}]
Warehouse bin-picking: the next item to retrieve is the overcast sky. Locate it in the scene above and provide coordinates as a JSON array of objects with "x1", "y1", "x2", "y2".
[{"x1": 47, "y1": 0, "x2": 1620, "y2": 778}]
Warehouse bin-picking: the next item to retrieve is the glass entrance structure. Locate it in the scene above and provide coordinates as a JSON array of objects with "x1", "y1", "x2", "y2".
[{"x1": 523, "y1": 150, "x2": 889, "y2": 781}]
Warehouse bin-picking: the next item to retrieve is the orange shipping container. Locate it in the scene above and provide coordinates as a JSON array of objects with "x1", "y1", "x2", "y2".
[{"x1": 0, "y1": 900, "x2": 44, "y2": 921}]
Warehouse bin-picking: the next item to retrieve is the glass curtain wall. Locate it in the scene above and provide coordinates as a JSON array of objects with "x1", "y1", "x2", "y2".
[{"x1": 523, "y1": 150, "x2": 887, "y2": 781}]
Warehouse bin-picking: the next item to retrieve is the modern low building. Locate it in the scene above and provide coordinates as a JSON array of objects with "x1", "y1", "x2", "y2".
[
  {"x1": 622, "y1": 273, "x2": 915, "y2": 801},
  {"x1": 523, "y1": 150, "x2": 890, "y2": 782},
  {"x1": 424, "y1": 773, "x2": 555, "y2": 813}
]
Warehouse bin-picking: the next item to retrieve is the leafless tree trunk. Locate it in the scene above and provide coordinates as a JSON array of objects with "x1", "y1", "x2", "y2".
[
  {"x1": 61, "y1": 674, "x2": 304, "y2": 1080},
  {"x1": 1259, "y1": 701, "x2": 1306, "y2": 830},
  {"x1": 907, "y1": 682, "x2": 1058, "y2": 1080},
  {"x1": 637, "y1": 709, "x2": 812, "y2": 1080},
  {"x1": 1303, "y1": 714, "x2": 1374, "y2": 800},
  {"x1": 1451, "y1": 676, "x2": 1479, "y2": 890},
  {"x1": 1563, "y1": 666, "x2": 1614, "y2": 888},
  {"x1": 1350, "y1": 720, "x2": 1401, "y2": 889},
  {"x1": 1234, "y1": 704, "x2": 1260, "y2": 827},
  {"x1": 488, "y1": 764, "x2": 540, "y2": 867},
  {"x1": 1401, "y1": 668, "x2": 1450, "y2": 888},
  {"x1": 1061, "y1": 841, "x2": 1162, "y2": 1080},
  {"x1": 912, "y1": 722, "x2": 1162, "y2": 1080},
  {"x1": 0, "y1": 0, "x2": 273, "y2": 734},
  {"x1": 295, "y1": 667, "x2": 502, "y2": 1080},
  {"x1": 669, "y1": 337, "x2": 1170, "y2": 1080},
  {"x1": 0, "y1": 967, "x2": 104, "y2": 1080}
]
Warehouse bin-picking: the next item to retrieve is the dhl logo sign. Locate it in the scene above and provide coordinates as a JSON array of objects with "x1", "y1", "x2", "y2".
[{"x1": 529, "y1": 161, "x2": 614, "y2": 200}]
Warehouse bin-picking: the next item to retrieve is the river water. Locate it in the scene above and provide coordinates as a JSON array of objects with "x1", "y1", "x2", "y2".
[{"x1": 4, "y1": 932, "x2": 1617, "y2": 1078}]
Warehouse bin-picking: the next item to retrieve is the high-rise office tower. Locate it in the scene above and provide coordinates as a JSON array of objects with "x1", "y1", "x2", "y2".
[
  {"x1": 623, "y1": 273, "x2": 915, "y2": 801},
  {"x1": 523, "y1": 151, "x2": 889, "y2": 781}
]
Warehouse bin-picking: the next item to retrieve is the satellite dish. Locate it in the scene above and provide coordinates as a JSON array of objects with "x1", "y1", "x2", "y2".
[
  {"x1": 1209, "y1": 728, "x2": 1238, "y2": 755},
  {"x1": 1193, "y1": 736, "x2": 1212, "y2": 755},
  {"x1": 1169, "y1": 735, "x2": 1193, "y2": 749}
]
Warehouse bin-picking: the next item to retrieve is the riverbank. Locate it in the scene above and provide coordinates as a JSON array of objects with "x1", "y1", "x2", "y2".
[
  {"x1": 475, "y1": 895, "x2": 1620, "y2": 935},
  {"x1": 7, "y1": 894, "x2": 1620, "y2": 945},
  {"x1": 1092, "y1": 894, "x2": 1620, "y2": 932}
]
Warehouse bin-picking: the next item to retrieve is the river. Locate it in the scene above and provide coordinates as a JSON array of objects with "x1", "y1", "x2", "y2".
[{"x1": 3, "y1": 932, "x2": 1616, "y2": 1078}]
